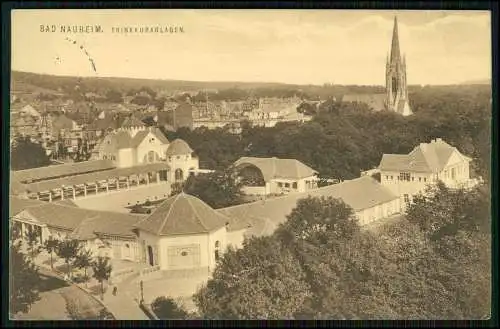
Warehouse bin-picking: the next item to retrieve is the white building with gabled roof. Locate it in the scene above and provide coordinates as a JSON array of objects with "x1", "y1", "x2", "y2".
[{"x1": 378, "y1": 138, "x2": 478, "y2": 209}]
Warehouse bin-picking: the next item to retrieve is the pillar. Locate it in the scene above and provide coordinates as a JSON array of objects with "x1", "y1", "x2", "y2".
[
  {"x1": 21, "y1": 222, "x2": 25, "y2": 237},
  {"x1": 117, "y1": 177, "x2": 120, "y2": 191},
  {"x1": 127, "y1": 177, "x2": 130, "y2": 189},
  {"x1": 84, "y1": 184, "x2": 87, "y2": 197},
  {"x1": 36, "y1": 193, "x2": 40, "y2": 200},
  {"x1": 96, "y1": 182, "x2": 99, "y2": 194},
  {"x1": 106, "y1": 180, "x2": 109, "y2": 193},
  {"x1": 156, "y1": 172, "x2": 160, "y2": 183},
  {"x1": 48, "y1": 191, "x2": 52, "y2": 202},
  {"x1": 146, "y1": 173, "x2": 150, "y2": 185},
  {"x1": 72, "y1": 187, "x2": 76, "y2": 200},
  {"x1": 60, "y1": 188, "x2": 64, "y2": 200}
]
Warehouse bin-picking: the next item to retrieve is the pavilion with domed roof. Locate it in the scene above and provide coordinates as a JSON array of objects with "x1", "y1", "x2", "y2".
[{"x1": 133, "y1": 192, "x2": 247, "y2": 271}]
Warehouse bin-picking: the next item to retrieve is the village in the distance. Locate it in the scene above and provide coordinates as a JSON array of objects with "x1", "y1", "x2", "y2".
[{"x1": 9, "y1": 15, "x2": 492, "y2": 321}]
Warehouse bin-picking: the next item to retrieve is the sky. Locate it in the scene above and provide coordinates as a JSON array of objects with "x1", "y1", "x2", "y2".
[{"x1": 11, "y1": 9, "x2": 492, "y2": 86}]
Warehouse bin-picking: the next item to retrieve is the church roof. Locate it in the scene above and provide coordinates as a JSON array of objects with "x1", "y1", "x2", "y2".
[
  {"x1": 121, "y1": 115, "x2": 146, "y2": 128},
  {"x1": 378, "y1": 138, "x2": 472, "y2": 173},
  {"x1": 342, "y1": 94, "x2": 386, "y2": 112},
  {"x1": 166, "y1": 139, "x2": 193, "y2": 156},
  {"x1": 134, "y1": 193, "x2": 228, "y2": 236},
  {"x1": 390, "y1": 16, "x2": 401, "y2": 64},
  {"x1": 234, "y1": 157, "x2": 318, "y2": 181}
]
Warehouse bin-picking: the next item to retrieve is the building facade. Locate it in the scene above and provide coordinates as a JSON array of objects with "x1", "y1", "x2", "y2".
[
  {"x1": 378, "y1": 138, "x2": 476, "y2": 210},
  {"x1": 234, "y1": 157, "x2": 319, "y2": 196}
]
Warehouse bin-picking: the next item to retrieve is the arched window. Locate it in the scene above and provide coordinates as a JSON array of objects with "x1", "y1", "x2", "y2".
[
  {"x1": 214, "y1": 240, "x2": 221, "y2": 262},
  {"x1": 123, "y1": 243, "x2": 131, "y2": 258},
  {"x1": 175, "y1": 169, "x2": 184, "y2": 182},
  {"x1": 147, "y1": 151, "x2": 155, "y2": 163}
]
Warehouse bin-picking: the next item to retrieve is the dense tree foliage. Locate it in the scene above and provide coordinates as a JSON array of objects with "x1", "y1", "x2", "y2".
[
  {"x1": 151, "y1": 296, "x2": 189, "y2": 319},
  {"x1": 194, "y1": 184, "x2": 491, "y2": 319},
  {"x1": 172, "y1": 167, "x2": 245, "y2": 209},
  {"x1": 166, "y1": 85, "x2": 491, "y2": 182},
  {"x1": 10, "y1": 240, "x2": 41, "y2": 315},
  {"x1": 11, "y1": 137, "x2": 51, "y2": 170},
  {"x1": 194, "y1": 236, "x2": 310, "y2": 319}
]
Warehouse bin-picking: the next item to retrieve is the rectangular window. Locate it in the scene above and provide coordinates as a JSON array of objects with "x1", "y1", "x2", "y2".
[
  {"x1": 285, "y1": 183, "x2": 290, "y2": 188},
  {"x1": 404, "y1": 194, "x2": 410, "y2": 203},
  {"x1": 390, "y1": 176, "x2": 393, "y2": 180},
  {"x1": 386, "y1": 175, "x2": 389, "y2": 180},
  {"x1": 419, "y1": 177, "x2": 422, "y2": 182},
  {"x1": 411, "y1": 177, "x2": 414, "y2": 181},
  {"x1": 424, "y1": 178, "x2": 427, "y2": 182},
  {"x1": 399, "y1": 172, "x2": 410, "y2": 181},
  {"x1": 277, "y1": 182, "x2": 283, "y2": 187}
]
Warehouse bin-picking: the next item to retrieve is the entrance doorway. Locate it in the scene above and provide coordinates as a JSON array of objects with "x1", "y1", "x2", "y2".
[{"x1": 147, "y1": 245, "x2": 154, "y2": 266}]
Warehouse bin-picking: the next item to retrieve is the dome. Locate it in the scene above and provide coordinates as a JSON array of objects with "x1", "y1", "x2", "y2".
[
  {"x1": 134, "y1": 193, "x2": 228, "y2": 236},
  {"x1": 166, "y1": 139, "x2": 193, "y2": 156}
]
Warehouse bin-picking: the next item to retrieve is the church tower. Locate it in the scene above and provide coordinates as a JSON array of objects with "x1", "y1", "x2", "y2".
[{"x1": 385, "y1": 17, "x2": 412, "y2": 116}]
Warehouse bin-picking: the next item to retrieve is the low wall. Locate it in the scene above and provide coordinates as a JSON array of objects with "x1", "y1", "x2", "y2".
[{"x1": 241, "y1": 186, "x2": 266, "y2": 196}]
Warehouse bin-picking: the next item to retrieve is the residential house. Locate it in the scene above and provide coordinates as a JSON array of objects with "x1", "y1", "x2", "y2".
[{"x1": 378, "y1": 138, "x2": 477, "y2": 210}]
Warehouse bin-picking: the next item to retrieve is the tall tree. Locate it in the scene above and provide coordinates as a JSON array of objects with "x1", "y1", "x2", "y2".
[
  {"x1": 91, "y1": 256, "x2": 112, "y2": 301},
  {"x1": 43, "y1": 236, "x2": 59, "y2": 270},
  {"x1": 193, "y1": 235, "x2": 310, "y2": 319},
  {"x1": 10, "y1": 240, "x2": 41, "y2": 315},
  {"x1": 25, "y1": 227, "x2": 42, "y2": 260},
  {"x1": 73, "y1": 248, "x2": 93, "y2": 284},
  {"x1": 183, "y1": 166, "x2": 245, "y2": 209},
  {"x1": 10, "y1": 137, "x2": 51, "y2": 170},
  {"x1": 55, "y1": 239, "x2": 81, "y2": 279}
]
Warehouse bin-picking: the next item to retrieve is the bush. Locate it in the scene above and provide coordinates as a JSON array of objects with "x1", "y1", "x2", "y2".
[{"x1": 151, "y1": 296, "x2": 188, "y2": 320}]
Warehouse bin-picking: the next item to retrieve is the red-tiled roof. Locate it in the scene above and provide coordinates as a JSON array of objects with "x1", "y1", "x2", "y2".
[
  {"x1": 134, "y1": 193, "x2": 228, "y2": 236},
  {"x1": 12, "y1": 160, "x2": 115, "y2": 183},
  {"x1": 234, "y1": 157, "x2": 318, "y2": 181}
]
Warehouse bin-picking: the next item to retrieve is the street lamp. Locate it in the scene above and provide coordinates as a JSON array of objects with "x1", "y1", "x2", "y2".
[{"x1": 140, "y1": 280, "x2": 144, "y2": 305}]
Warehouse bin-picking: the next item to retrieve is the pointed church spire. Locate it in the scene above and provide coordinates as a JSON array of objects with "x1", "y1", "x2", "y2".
[{"x1": 390, "y1": 16, "x2": 401, "y2": 64}]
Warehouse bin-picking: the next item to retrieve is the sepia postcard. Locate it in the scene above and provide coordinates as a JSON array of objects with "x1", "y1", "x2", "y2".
[{"x1": 7, "y1": 8, "x2": 493, "y2": 321}]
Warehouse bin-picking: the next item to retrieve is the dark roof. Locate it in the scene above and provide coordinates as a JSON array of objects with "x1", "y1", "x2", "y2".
[
  {"x1": 342, "y1": 93, "x2": 386, "y2": 112},
  {"x1": 9, "y1": 196, "x2": 46, "y2": 217},
  {"x1": 13, "y1": 202, "x2": 145, "y2": 239},
  {"x1": 219, "y1": 176, "x2": 398, "y2": 238},
  {"x1": 12, "y1": 160, "x2": 115, "y2": 183},
  {"x1": 166, "y1": 139, "x2": 193, "y2": 156},
  {"x1": 134, "y1": 193, "x2": 228, "y2": 236},
  {"x1": 24, "y1": 162, "x2": 171, "y2": 193},
  {"x1": 121, "y1": 116, "x2": 146, "y2": 128},
  {"x1": 54, "y1": 199, "x2": 79, "y2": 207},
  {"x1": 234, "y1": 157, "x2": 317, "y2": 181},
  {"x1": 379, "y1": 138, "x2": 472, "y2": 173}
]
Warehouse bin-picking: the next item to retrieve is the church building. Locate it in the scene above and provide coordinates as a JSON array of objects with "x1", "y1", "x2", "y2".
[{"x1": 342, "y1": 16, "x2": 413, "y2": 116}]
